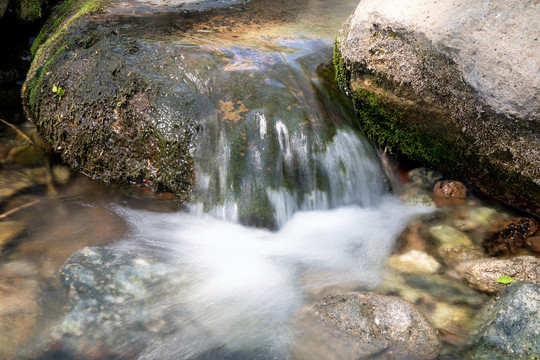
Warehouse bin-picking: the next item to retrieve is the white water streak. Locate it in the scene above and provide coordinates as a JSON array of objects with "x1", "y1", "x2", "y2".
[{"x1": 115, "y1": 198, "x2": 431, "y2": 357}]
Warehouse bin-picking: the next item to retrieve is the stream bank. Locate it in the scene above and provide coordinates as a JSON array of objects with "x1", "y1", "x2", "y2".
[{"x1": 2, "y1": 0, "x2": 540, "y2": 358}]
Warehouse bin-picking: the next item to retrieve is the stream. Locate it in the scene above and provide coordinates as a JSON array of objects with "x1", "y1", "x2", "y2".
[{"x1": 0, "y1": 0, "x2": 516, "y2": 358}]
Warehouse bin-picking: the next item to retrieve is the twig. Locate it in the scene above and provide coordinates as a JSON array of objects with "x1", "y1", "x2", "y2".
[
  {"x1": 0, "y1": 118, "x2": 43, "y2": 151},
  {"x1": 44, "y1": 157, "x2": 57, "y2": 196},
  {"x1": 0, "y1": 199, "x2": 41, "y2": 220},
  {"x1": 0, "y1": 118, "x2": 57, "y2": 195}
]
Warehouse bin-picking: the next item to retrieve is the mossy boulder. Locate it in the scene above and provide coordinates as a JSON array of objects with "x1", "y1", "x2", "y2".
[
  {"x1": 335, "y1": 0, "x2": 540, "y2": 216},
  {"x1": 22, "y1": 0, "x2": 376, "y2": 220},
  {"x1": 22, "y1": 0, "x2": 253, "y2": 200},
  {"x1": 0, "y1": 0, "x2": 43, "y2": 22}
]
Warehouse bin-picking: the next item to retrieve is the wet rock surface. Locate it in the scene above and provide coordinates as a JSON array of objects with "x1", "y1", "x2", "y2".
[
  {"x1": 466, "y1": 282, "x2": 540, "y2": 359},
  {"x1": 387, "y1": 250, "x2": 440, "y2": 274},
  {"x1": 22, "y1": 0, "x2": 366, "y2": 208},
  {"x1": 335, "y1": 0, "x2": 540, "y2": 217},
  {"x1": 483, "y1": 217, "x2": 539, "y2": 255},
  {"x1": 526, "y1": 236, "x2": 540, "y2": 254},
  {"x1": 377, "y1": 271, "x2": 488, "y2": 346},
  {"x1": 407, "y1": 167, "x2": 443, "y2": 191},
  {"x1": 429, "y1": 224, "x2": 484, "y2": 265},
  {"x1": 456, "y1": 256, "x2": 540, "y2": 294},
  {"x1": 432, "y1": 180, "x2": 467, "y2": 207},
  {"x1": 44, "y1": 246, "x2": 177, "y2": 358},
  {"x1": 291, "y1": 292, "x2": 442, "y2": 360}
]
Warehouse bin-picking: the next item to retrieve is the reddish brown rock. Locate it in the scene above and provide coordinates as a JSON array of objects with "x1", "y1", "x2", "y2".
[
  {"x1": 432, "y1": 181, "x2": 467, "y2": 207},
  {"x1": 483, "y1": 217, "x2": 539, "y2": 256}
]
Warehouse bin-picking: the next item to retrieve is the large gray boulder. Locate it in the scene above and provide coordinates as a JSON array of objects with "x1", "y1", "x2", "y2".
[
  {"x1": 466, "y1": 282, "x2": 540, "y2": 359},
  {"x1": 335, "y1": 0, "x2": 540, "y2": 216}
]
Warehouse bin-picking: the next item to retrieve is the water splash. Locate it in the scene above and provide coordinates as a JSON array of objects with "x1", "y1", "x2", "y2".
[{"x1": 114, "y1": 197, "x2": 431, "y2": 358}]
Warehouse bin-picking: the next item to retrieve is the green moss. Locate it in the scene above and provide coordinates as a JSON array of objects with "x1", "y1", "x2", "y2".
[
  {"x1": 19, "y1": 0, "x2": 42, "y2": 21},
  {"x1": 31, "y1": 0, "x2": 106, "y2": 58},
  {"x1": 333, "y1": 39, "x2": 350, "y2": 90},
  {"x1": 333, "y1": 43, "x2": 464, "y2": 173},
  {"x1": 351, "y1": 87, "x2": 463, "y2": 169},
  {"x1": 239, "y1": 190, "x2": 276, "y2": 230},
  {"x1": 26, "y1": 43, "x2": 69, "y2": 119},
  {"x1": 227, "y1": 126, "x2": 249, "y2": 194},
  {"x1": 332, "y1": 42, "x2": 540, "y2": 214}
]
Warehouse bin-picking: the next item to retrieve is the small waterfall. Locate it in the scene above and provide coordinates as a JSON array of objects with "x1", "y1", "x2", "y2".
[
  {"x1": 11, "y1": 1, "x2": 442, "y2": 359},
  {"x1": 188, "y1": 41, "x2": 388, "y2": 229},
  {"x1": 108, "y1": 35, "x2": 432, "y2": 359},
  {"x1": 116, "y1": 197, "x2": 430, "y2": 359},
  {"x1": 110, "y1": 9, "x2": 429, "y2": 358}
]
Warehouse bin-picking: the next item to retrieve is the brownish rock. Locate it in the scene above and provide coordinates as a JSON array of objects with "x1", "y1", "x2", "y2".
[
  {"x1": 456, "y1": 256, "x2": 540, "y2": 294},
  {"x1": 0, "y1": 221, "x2": 25, "y2": 249},
  {"x1": 0, "y1": 261, "x2": 40, "y2": 359},
  {"x1": 397, "y1": 221, "x2": 429, "y2": 253},
  {"x1": 483, "y1": 217, "x2": 539, "y2": 255},
  {"x1": 525, "y1": 236, "x2": 540, "y2": 254},
  {"x1": 432, "y1": 181, "x2": 467, "y2": 207}
]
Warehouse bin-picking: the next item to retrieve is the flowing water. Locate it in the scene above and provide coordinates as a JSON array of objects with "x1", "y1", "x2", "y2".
[{"x1": 0, "y1": 0, "x2": 445, "y2": 358}]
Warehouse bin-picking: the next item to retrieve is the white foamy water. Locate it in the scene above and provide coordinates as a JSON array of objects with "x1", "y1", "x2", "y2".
[{"x1": 114, "y1": 197, "x2": 431, "y2": 358}]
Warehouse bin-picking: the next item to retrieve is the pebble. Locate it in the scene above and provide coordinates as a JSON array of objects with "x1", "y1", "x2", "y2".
[
  {"x1": 432, "y1": 180, "x2": 467, "y2": 207},
  {"x1": 387, "y1": 250, "x2": 441, "y2": 274}
]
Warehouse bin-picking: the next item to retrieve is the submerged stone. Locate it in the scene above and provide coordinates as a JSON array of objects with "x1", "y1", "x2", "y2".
[
  {"x1": 483, "y1": 217, "x2": 539, "y2": 256},
  {"x1": 408, "y1": 168, "x2": 443, "y2": 191},
  {"x1": 291, "y1": 292, "x2": 442, "y2": 359},
  {"x1": 377, "y1": 271, "x2": 488, "y2": 346},
  {"x1": 0, "y1": 170, "x2": 34, "y2": 201},
  {"x1": 387, "y1": 250, "x2": 440, "y2": 275},
  {"x1": 403, "y1": 193, "x2": 436, "y2": 208},
  {"x1": 526, "y1": 236, "x2": 540, "y2": 254},
  {"x1": 452, "y1": 206, "x2": 503, "y2": 233},
  {"x1": 0, "y1": 220, "x2": 25, "y2": 248},
  {"x1": 49, "y1": 246, "x2": 178, "y2": 358},
  {"x1": 428, "y1": 224, "x2": 484, "y2": 265},
  {"x1": 51, "y1": 164, "x2": 71, "y2": 185},
  {"x1": 8, "y1": 143, "x2": 44, "y2": 167}
]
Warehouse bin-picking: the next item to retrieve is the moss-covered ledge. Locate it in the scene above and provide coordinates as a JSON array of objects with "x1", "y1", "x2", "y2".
[
  {"x1": 333, "y1": 44, "x2": 466, "y2": 170},
  {"x1": 333, "y1": 39, "x2": 540, "y2": 216},
  {"x1": 22, "y1": 0, "x2": 197, "y2": 199}
]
